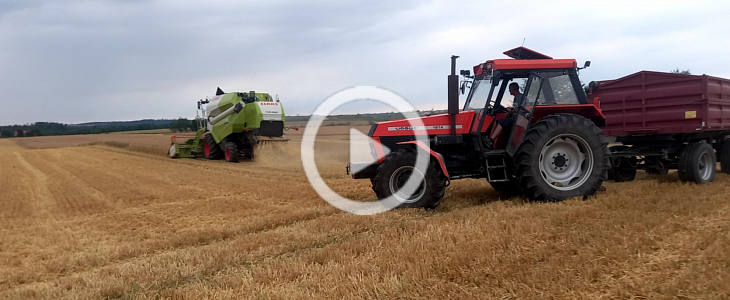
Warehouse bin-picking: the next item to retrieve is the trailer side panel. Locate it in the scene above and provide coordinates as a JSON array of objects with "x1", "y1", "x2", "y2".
[{"x1": 593, "y1": 71, "x2": 730, "y2": 137}]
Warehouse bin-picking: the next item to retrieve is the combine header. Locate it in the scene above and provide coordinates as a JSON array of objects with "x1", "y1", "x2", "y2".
[{"x1": 169, "y1": 87, "x2": 286, "y2": 162}]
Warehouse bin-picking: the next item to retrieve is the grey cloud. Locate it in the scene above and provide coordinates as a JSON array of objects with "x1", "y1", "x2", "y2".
[{"x1": 1, "y1": 0, "x2": 729, "y2": 124}]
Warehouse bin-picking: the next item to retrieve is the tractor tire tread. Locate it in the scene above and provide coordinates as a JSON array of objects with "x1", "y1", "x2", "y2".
[
  {"x1": 514, "y1": 114, "x2": 609, "y2": 202},
  {"x1": 372, "y1": 149, "x2": 446, "y2": 209}
]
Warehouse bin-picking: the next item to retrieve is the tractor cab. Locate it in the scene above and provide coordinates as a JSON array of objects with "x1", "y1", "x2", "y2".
[{"x1": 461, "y1": 47, "x2": 591, "y2": 153}]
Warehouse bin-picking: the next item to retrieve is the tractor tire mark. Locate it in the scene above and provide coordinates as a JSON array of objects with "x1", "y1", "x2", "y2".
[
  {"x1": 13, "y1": 152, "x2": 57, "y2": 218},
  {"x1": 2, "y1": 207, "x2": 342, "y2": 293},
  {"x1": 41, "y1": 150, "x2": 116, "y2": 211}
]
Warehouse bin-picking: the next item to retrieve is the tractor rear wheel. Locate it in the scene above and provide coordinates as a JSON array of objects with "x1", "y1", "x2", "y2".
[
  {"x1": 678, "y1": 142, "x2": 716, "y2": 184},
  {"x1": 719, "y1": 139, "x2": 730, "y2": 174},
  {"x1": 222, "y1": 141, "x2": 239, "y2": 163},
  {"x1": 514, "y1": 114, "x2": 609, "y2": 201},
  {"x1": 203, "y1": 133, "x2": 222, "y2": 160},
  {"x1": 373, "y1": 150, "x2": 446, "y2": 209}
]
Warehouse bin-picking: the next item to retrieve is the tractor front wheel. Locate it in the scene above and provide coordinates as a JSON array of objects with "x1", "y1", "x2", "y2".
[
  {"x1": 514, "y1": 114, "x2": 609, "y2": 201},
  {"x1": 372, "y1": 150, "x2": 446, "y2": 209},
  {"x1": 203, "y1": 133, "x2": 222, "y2": 160}
]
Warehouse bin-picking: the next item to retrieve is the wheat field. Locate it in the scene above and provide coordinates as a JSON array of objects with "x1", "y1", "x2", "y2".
[{"x1": 1, "y1": 128, "x2": 729, "y2": 299}]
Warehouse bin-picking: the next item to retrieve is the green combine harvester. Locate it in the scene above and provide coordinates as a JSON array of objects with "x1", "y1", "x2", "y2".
[{"x1": 169, "y1": 87, "x2": 286, "y2": 162}]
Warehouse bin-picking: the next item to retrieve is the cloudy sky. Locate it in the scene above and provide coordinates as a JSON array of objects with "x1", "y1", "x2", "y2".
[{"x1": 1, "y1": 0, "x2": 729, "y2": 125}]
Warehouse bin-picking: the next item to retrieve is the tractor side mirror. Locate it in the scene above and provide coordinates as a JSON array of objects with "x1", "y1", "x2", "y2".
[
  {"x1": 460, "y1": 69, "x2": 471, "y2": 77},
  {"x1": 578, "y1": 60, "x2": 591, "y2": 71}
]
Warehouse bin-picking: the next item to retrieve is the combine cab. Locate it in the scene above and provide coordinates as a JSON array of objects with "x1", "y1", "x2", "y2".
[
  {"x1": 349, "y1": 47, "x2": 609, "y2": 208},
  {"x1": 169, "y1": 88, "x2": 286, "y2": 162}
]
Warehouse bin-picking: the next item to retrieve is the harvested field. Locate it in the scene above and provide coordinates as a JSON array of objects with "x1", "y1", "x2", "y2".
[{"x1": 1, "y1": 128, "x2": 729, "y2": 299}]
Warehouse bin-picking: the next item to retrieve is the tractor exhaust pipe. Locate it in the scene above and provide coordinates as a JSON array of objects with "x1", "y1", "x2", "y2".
[{"x1": 448, "y1": 55, "x2": 460, "y2": 135}]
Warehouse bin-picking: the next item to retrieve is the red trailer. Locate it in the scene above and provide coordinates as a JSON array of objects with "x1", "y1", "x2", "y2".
[{"x1": 590, "y1": 71, "x2": 730, "y2": 183}]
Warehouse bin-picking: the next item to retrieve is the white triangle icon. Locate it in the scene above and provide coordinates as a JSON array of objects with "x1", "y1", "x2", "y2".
[{"x1": 349, "y1": 128, "x2": 390, "y2": 174}]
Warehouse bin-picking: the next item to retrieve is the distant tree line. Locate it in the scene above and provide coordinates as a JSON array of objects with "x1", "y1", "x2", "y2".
[
  {"x1": 170, "y1": 118, "x2": 200, "y2": 132},
  {"x1": 1, "y1": 110, "x2": 450, "y2": 138},
  {"x1": 0, "y1": 119, "x2": 198, "y2": 138}
]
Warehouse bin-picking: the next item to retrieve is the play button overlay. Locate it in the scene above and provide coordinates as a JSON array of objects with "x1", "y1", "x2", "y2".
[
  {"x1": 300, "y1": 86, "x2": 431, "y2": 215},
  {"x1": 348, "y1": 128, "x2": 390, "y2": 175}
]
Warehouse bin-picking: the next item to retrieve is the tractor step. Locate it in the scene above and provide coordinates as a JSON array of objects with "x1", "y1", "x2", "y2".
[{"x1": 484, "y1": 151, "x2": 509, "y2": 182}]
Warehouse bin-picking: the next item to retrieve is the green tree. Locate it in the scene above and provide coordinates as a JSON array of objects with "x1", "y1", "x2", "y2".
[
  {"x1": 671, "y1": 68, "x2": 691, "y2": 75},
  {"x1": 28, "y1": 128, "x2": 42, "y2": 136},
  {"x1": 170, "y1": 118, "x2": 191, "y2": 132}
]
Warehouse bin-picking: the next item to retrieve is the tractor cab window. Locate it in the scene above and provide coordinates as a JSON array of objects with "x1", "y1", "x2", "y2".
[
  {"x1": 464, "y1": 77, "x2": 494, "y2": 110},
  {"x1": 522, "y1": 76, "x2": 543, "y2": 107},
  {"x1": 537, "y1": 74, "x2": 580, "y2": 105},
  {"x1": 501, "y1": 79, "x2": 526, "y2": 108}
]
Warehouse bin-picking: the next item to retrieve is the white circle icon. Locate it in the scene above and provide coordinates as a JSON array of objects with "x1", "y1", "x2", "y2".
[{"x1": 301, "y1": 86, "x2": 432, "y2": 215}]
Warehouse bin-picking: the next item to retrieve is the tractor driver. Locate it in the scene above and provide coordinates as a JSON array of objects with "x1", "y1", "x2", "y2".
[
  {"x1": 490, "y1": 82, "x2": 523, "y2": 143},
  {"x1": 508, "y1": 82, "x2": 524, "y2": 109}
]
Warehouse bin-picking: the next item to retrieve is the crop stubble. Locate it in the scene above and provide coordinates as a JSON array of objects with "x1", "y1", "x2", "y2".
[{"x1": 1, "y1": 129, "x2": 728, "y2": 299}]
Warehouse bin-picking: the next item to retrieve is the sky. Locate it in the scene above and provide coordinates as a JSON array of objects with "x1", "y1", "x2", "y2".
[{"x1": 1, "y1": 0, "x2": 729, "y2": 125}]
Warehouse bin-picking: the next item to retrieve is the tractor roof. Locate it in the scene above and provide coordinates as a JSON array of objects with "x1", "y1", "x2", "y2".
[{"x1": 473, "y1": 46, "x2": 577, "y2": 76}]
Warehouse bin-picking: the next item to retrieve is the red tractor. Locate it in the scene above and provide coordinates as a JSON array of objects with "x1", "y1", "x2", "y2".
[{"x1": 349, "y1": 47, "x2": 609, "y2": 208}]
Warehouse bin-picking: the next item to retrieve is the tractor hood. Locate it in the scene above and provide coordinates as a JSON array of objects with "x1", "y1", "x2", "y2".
[{"x1": 370, "y1": 111, "x2": 476, "y2": 137}]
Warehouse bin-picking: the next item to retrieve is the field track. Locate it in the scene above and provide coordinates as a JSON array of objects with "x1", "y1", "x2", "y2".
[{"x1": 1, "y1": 133, "x2": 729, "y2": 299}]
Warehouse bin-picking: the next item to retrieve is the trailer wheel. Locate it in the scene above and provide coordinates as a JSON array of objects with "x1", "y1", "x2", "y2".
[
  {"x1": 373, "y1": 150, "x2": 446, "y2": 209},
  {"x1": 514, "y1": 114, "x2": 609, "y2": 201},
  {"x1": 720, "y1": 139, "x2": 730, "y2": 174},
  {"x1": 222, "y1": 141, "x2": 239, "y2": 163},
  {"x1": 678, "y1": 142, "x2": 716, "y2": 184},
  {"x1": 203, "y1": 133, "x2": 222, "y2": 160}
]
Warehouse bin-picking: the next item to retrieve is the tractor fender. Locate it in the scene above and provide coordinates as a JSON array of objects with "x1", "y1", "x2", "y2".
[{"x1": 396, "y1": 141, "x2": 449, "y2": 178}]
